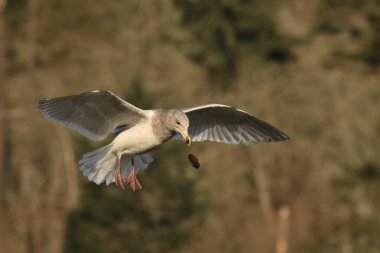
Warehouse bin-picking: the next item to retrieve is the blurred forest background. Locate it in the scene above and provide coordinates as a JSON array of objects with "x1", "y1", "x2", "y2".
[{"x1": 1, "y1": 0, "x2": 380, "y2": 253}]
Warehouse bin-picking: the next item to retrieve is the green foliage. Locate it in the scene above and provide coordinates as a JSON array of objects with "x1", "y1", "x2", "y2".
[
  {"x1": 124, "y1": 75, "x2": 155, "y2": 109},
  {"x1": 173, "y1": 0, "x2": 293, "y2": 89},
  {"x1": 331, "y1": 163, "x2": 380, "y2": 252},
  {"x1": 316, "y1": 0, "x2": 380, "y2": 68},
  {"x1": 356, "y1": 14, "x2": 380, "y2": 67},
  {"x1": 315, "y1": 0, "x2": 364, "y2": 34}
]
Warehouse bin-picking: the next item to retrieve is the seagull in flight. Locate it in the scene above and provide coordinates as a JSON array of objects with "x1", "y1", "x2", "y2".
[{"x1": 38, "y1": 91, "x2": 289, "y2": 191}]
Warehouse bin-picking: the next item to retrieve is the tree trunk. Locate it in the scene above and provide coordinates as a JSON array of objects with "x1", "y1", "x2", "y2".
[
  {"x1": 0, "y1": 0, "x2": 7, "y2": 219},
  {"x1": 276, "y1": 206, "x2": 291, "y2": 253},
  {"x1": 25, "y1": 0, "x2": 40, "y2": 252},
  {"x1": 251, "y1": 148, "x2": 275, "y2": 224}
]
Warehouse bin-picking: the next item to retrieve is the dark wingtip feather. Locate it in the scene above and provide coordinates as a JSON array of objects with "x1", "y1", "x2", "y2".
[{"x1": 274, "y1": 132, "x2": 290, "y2": 142}]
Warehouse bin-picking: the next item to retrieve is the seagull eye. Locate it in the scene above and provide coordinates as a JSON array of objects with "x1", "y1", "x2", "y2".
[{"x1": 176, "y1": 121, "x2": 181, "y2": 125}]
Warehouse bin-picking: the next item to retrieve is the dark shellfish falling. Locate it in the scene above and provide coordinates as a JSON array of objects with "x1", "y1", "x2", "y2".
[{"x1": 188, "y1": 154, "x2": 200, "y2": 169}]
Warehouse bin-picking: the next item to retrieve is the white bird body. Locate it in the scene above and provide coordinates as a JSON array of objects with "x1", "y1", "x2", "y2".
[{"x1": 111, "y1": 111, "x2": 163, "y2": 156}]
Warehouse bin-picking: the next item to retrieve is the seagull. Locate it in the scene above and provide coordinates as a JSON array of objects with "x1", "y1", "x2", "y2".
[{"x1": 38, "y1": 90, "x2": 289, "y2": 191}]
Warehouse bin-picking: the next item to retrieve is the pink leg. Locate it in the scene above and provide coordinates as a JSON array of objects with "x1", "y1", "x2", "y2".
[
  {"x1": 115, "y1": 155, "x2": 126, "y2": 189},
  {"x1": 127, "y1": 158, "x2": 142, "y2": 191}
]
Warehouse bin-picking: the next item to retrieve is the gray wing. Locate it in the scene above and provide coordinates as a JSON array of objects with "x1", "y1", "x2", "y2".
[
  {"x1": 38, "y1": 90, "x2": 147, "y2": 141},
  {"x1": 179, "y1": 104, "x2": 289, "y2": 144}
]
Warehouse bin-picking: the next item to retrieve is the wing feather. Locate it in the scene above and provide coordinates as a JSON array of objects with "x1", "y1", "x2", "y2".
[
  {"x1": 215, "y1": 125, "x2": 227, "y2": 143},
  {"x1": 39, "y1": 90, "x2": 147, "y2": 141},
  {"x1": 211, "y1": 125, "x2": 220, "y2": 143},
  {"x1": 182, "y1": 104, "x2": 289, "y2": 144}
]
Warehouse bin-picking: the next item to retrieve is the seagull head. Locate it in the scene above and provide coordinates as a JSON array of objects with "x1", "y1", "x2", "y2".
[{"x1": 169, "y1": 110, "x2": 191, "y2": 146}]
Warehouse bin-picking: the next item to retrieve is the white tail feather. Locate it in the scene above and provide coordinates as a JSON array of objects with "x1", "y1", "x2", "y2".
[{"x1": 79, "y1": 144, "x2": 154, "y2": 185}]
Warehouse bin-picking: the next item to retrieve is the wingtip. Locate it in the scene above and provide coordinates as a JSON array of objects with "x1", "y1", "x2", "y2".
[
  {"x1": 278, "y1": 133, "x2": 290, "y2": 142},
  {"x1": 264, "y1": 131, "x2": 290, "y2": 143}
]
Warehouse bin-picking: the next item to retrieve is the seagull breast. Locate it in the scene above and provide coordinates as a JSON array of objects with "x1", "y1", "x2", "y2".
[{"x1": 112, "y1": 110, "x2": 172, "y2": 156}]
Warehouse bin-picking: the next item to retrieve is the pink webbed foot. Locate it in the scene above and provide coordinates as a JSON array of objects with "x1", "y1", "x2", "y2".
[
  {"x1": 115, "y1": 156, "x2": 142, "y2": 191},
  {"x1": 127, "y1": 168, "x2": 142, "y2": 192},
  {"x1": 114, "y1": 154, "x2": 128, "y2": 189},
  {"x1": 115, "y1": 165, "x2": 126, "y2": 190}
]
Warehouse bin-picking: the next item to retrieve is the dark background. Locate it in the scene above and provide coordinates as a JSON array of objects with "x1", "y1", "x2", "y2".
[{"x1": 1, "y1": 1, "x2": 380, "y2": 253}]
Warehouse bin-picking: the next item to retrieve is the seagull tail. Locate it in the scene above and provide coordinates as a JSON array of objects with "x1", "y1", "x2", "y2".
[
  {"x1": 79, "y1": 144, "x2": 154, "y2": 186},
  {"x1": 79, "y1": 144, "x2": 115, "y2": 185}
]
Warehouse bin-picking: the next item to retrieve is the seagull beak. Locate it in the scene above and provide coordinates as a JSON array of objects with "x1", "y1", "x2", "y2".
[{"x1": 181, "y1": 131, "x2": 191, "y2": 146}]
